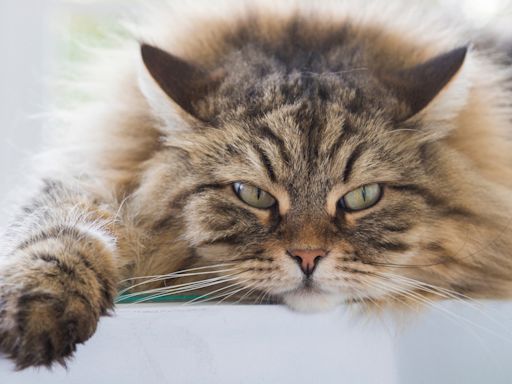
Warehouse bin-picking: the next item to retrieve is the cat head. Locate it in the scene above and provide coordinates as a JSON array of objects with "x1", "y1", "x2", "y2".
[{"x1": 136, "y1": 23, "x2": 487, "y2": 311}]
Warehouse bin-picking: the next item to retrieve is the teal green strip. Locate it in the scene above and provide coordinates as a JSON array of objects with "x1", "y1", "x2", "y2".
[{"x1": 115, "y1": 294, "x2": 203, "y2": 304}]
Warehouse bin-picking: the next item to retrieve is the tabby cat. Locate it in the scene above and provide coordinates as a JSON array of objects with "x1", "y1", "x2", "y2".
[{"x1": 1, "y1": 0, "x2": 512, "y2": 369}]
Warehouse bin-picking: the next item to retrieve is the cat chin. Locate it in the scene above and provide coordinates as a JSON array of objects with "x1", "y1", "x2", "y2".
[{"x1": 282, "y1": 291, "x2": 346, "y2": 313}]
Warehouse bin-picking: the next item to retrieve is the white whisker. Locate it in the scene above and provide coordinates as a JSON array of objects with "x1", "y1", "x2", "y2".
[
  {"x1": 183, "y1": 280, "x2": 248, "y2": 305},
  {"x1": 128, "y1": 277, "x2": 244, "y2": 301},
  {"x1": 217, "y1": 283, "x2": 257, "y2": 305},
  {"x1": 255, "y1": 287, "x2": 272, "y2": 305},
  {"x1": 235, "y1": 284, "x2": 259, "y2": 304},
  {"x1": 117, "y1": 273, "x2": 242, "y2": 300},
  {"x1": 375, "y1": 271, "x2": 512, "y2": 338},
  {"x1": 118, "y1": 267, "x2": 240, "y2": 295},
  {"x1": 118, "y1": 263, "x2": 237, "y2": 283},
  {"x1": 127, "y1": 276, "x2": 243, "y2": 303},
  {"x1": 366, "y1": 276, "x2": 512, "y2": 342}
]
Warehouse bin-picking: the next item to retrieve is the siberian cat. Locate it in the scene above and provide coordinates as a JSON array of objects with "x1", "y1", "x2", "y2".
[{"x1": 1, "y1": 0, "x2": 512, "y2": 369}]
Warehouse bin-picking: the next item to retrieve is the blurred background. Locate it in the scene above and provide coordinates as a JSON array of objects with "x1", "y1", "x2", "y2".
[{"x1": 1, "y1": 1, "x2": 512, "y2": 383}]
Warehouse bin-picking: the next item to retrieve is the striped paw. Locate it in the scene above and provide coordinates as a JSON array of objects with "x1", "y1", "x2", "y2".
[
  {"x1": 0, "y1": 231, "x2": 117, "y2": 369},
  {"x1": 0, "y1": 288, "x2": 99, "y2": 369}
]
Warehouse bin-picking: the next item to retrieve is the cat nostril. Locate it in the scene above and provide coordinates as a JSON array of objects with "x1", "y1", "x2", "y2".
[
  {"x1": 287, "y1": 249, "x2": 327, "y2": 277},
  {"x1": 292, "y1": 255, "x2": 303, "y2": 266}
]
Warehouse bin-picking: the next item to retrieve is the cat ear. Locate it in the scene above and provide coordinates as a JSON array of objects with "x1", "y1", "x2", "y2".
[
  {"x1": 139, "y1": 43, "x2": 220, "y2": 124},
  {"x1": 384, "y1": 46, "x2": 469, "y2": 122}
]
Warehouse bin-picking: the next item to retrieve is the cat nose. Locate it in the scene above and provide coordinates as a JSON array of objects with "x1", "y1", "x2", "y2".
[{"x1": 287, "y1": 249, "x2": 327, "y2": 277}]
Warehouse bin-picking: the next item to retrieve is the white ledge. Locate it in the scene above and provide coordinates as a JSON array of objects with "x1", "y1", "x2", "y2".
[{"x1": 1, "y1": 301, "x2": 512, "y2": 383}]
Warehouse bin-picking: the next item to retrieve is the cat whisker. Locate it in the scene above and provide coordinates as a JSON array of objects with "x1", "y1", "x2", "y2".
[
  {"x1": 361, "y1": 278, "x2": 427, "y2": 311},
  {"x1": 217, "y1": 282, "x2": 260, "y2": 305},
  {"x1": 118, "y1": 262, "x2": 237, "y2": 283},
  {"x1": 216, "y1": 284, "x2": 256, "y2": 304},
  {"x1": 183, "y1": 280, "x2": 249, "y2": 305},
  {"x1": 235, "y1": 284, "x2": 260, "y2": 304},
  {"x1": 366, "y1": 280, "x2": 510, "y2": 352},
  {"x1": 362, "y1": 260, "x2": 450, "y2": 269},
  {"x1": 117, "y1": 273, "x2": 243, "y2": 301},
  {"x1": 128, "y1": 275, "x2": 245, "y2": 304},
  {"x1": 189, "y1": 285, "x2": 249, "y2": 306},
  {"x1": 376, "y1": 272, "x2": 470, "y2": 300},
  {"x1": 206, "y1": 283, "x2": 254, "y2": 305},
  {"x1": 374, "y1": 271, "x2": 512, "y2": 338},
  {"x1": 365, "y1": 276, "x2": 512, "y2": 342},
  {"x1": 374, "y1": 272, "x2": 461, "y2": 301},
  {"x1": 118, "y1": 266, "x2": 240, "y2": 294},
  {"x1": 351, "y1": 286, "x2": 386, "y2": 313},
  {"x1": 255, "y1": 287, "x2": 272, "y2": 305}
]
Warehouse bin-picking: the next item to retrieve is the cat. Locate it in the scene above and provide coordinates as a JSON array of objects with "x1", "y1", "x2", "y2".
[{"x1": 1, "y1": 0, "x2": 512, "y2": 369}]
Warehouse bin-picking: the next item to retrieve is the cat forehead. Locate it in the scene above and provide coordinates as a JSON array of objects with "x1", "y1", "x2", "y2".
[
  {"x1": 211, "y1": 68, "x2": 395, "y2": 121},
  {"x1": 183, "y1": 70, "x2": 422, "y2": 189},
  {"x1": 212, "y1": 72, "x2": 391, "y2": 135},
  {"x1": 199, "y1": 107, "x2": 411, "y2": 191}
]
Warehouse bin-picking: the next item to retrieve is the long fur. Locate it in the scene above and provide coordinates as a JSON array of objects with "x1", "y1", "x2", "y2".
[{"x1": 1, "y1": 0, "x2": 511, "y2": 368}]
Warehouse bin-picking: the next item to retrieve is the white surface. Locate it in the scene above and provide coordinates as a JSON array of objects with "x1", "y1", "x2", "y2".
[
  {"x1": 1, "y1": 302, "x2": 512, "y2": 384},
  {"x1": 0, "y1": 304, "x2": 397, "y2": 384}
]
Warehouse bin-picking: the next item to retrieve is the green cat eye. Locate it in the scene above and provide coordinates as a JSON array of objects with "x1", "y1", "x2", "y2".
[
  {"x1": 233, "y1": 182, "x2": 276, "y2": 209},
  {"x1": 339, "y1": 183, "x2": 382, "y2": 212}
]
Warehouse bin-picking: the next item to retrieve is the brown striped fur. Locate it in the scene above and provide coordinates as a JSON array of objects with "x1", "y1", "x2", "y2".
[{"x1": 1, "y1": 0, "x2": 512, "y2": 368}]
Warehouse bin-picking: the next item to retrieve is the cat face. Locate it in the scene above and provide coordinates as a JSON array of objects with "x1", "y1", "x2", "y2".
[
  {"x1": 139, "y1": 28, "x2": 476, "y2": 310},
  {"x1": 163, "y1": 73, "x2": 473, "y2": 311}
]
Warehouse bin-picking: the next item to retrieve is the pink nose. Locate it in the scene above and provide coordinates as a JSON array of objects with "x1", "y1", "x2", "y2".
[{"x1": 287, "y1": 249, "x2": 327, "y2": 277}]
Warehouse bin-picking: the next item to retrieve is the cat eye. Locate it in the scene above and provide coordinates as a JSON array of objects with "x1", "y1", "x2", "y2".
[
  {"x1": 339, "y1": 183, "x2": 382, "y2": 212},
  {"x1": 233, "y1": 182, "x2": 276, "y2": 209}
]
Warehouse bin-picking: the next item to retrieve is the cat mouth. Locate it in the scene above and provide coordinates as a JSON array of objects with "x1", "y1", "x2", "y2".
[
  {"x1": 301, "y1": 279, "x2": 315, "y2": 289},
  {"x1": 281, "y1": 284, "x2": 346, "y2": 312},
  {"x1": 288, "y1": 280, "x2": 329, "y2": 296}
]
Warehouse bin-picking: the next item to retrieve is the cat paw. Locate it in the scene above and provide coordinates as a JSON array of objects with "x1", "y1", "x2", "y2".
[
  {"x1": 0, "y1": 286, "x2": 101, "y2": 369},
  {"x1": 0, "y1": 246, "x2": 115, "y2": 369}
]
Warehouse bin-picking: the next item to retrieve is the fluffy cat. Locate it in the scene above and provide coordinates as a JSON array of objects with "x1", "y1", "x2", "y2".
[{"x1": 1, "y1": 0, "x2": 512, "y2": 369}]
